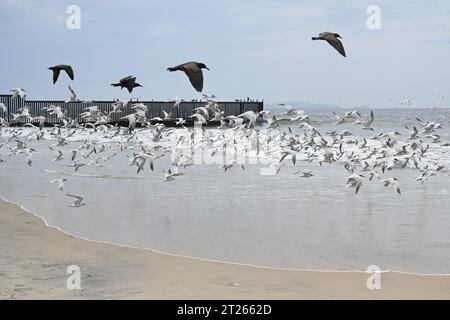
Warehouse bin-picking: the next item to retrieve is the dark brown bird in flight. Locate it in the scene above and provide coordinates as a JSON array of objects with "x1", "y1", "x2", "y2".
[
  {"x1": 48, "y1": 64, "x2": 74, "y2": 84},
  {"x1": 111, "y1": 75, "x2": 143, "y2": 93},
  {"x1": 312, "y1": 32, "x2": 346, "y2": 57},
  {"x1": 167, "y1": 61, "x2": 209, "y2": 92}
]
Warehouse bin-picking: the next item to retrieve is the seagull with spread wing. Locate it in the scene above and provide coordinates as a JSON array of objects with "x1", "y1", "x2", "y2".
[
  {"x1": 10, "y1": 88, "x2": 27, "y2": 99},
  {"x1": 312, "y1": 32, "x2": 346, "y2": 57},
  {"x1": 66, "y1": 194, "x2": 86, "y2": 207}
]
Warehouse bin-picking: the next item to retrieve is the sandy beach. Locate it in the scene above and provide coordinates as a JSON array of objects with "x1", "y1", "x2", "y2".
[{"x1": 1, "y1": 198, "x2": 449, "y2": 300}]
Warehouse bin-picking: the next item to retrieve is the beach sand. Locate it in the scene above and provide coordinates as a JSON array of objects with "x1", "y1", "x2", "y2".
[{"x1": 1, "y1": 198, "x2": 449, "y2": 300}]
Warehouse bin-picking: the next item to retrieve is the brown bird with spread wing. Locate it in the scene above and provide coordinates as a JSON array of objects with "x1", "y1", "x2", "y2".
[
  {"x1": 48, "y1": 64, "x2": 74, "y2": 84},
  {"x1": 111, "y1": 75, "x2": 143, "y2": 93},
  {"x1": 167, "y1": 61, "x2": 209, "y2": 92},
  {"x1": 312, "y1": 32, "x2": 346, "y2": 57}
]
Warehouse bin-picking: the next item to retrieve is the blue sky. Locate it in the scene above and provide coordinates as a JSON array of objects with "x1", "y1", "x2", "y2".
[{"x1": 0, "y1": 0, "x2": 449, "y2": 108}]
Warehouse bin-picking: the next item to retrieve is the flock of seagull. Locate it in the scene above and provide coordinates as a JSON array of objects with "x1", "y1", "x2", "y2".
[
  {"x1": 1, "y1": 31, "x2": 449, "y2": 207},
  {"x1": 1, "y1": 98, "x2": 449, "y2": 207}
]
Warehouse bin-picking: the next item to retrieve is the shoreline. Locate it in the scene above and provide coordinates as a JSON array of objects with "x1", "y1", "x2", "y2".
[
  {"x1": 1, "y1": 198, "x2": 450, "y2": 299},
  {"x1": 3, "y1": 195, "x2": 450, "y2": 277}
]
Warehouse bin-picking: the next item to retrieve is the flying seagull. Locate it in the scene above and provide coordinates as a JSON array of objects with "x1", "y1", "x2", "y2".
[
  {"x1": 51, "y1": 178, "x2": 67, "y2": 191},
  {"x1": 48, "y1": 64, "x2": 74, "y2": 84},
  {"x1": 312, "y1": 32, "x2": 346, "y2": 57},
  {"x1": 66, "y1": 85, "x2": 80, "y2": 103},
  {"x1": 0, "y1": 102, "x2": 7, "y2": 113},
  {"x1": 382, "y1": 178, "x2": 401, "y2": 195},
  {"x1": 353, "y1": 110, "x2": 375, "y2": 130},
  {"x1": 111, "y1": 75, "x2": 143, "y2": 93},
  {"x1": 294, "y1": 170, "x2": 314, "y2": 178},
  {"x1": 66, "y1": 194, "x2": 86, "y2": 207},
  {"x1": 10, "y1": 88, "x2": 26, "y2": 99},
  {"x1": 167, "y1": 61, "x2": 209, "y2": 92}
]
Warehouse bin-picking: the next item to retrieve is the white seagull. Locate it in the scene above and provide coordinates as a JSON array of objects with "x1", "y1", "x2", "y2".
[
  {"x1": 382, "y1": 178, "x2": 401, "y2": 195},
  {"x1": 66, "y1": 194, "x2": 86, "y2": 207},
  {"x1": 51, "y1": 178, "x2": 68, "y2": 191},
  {"x1": 353, "y1": 110, "x2": 375, "y2": 130},
  {"x1": 11, "y1": 88, "x2": 27, "y2": 99},
  {"x1": 0, "y1": 102, "x2": 7, "y2": 113}
]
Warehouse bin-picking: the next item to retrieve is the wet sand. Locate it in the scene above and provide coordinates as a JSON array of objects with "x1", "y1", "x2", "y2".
[{"x1": 1, "y1": 198, "x2": 449, "y2": 299}]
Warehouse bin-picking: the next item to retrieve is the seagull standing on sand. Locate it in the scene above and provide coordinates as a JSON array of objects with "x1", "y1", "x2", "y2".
[
  {"x1": 312, "y1": 32, "x2": 346, "y2": 57},
  {"x1": 48, "y1": 64, "x2": 74, "y2": 84},
  {"x1": 167, "y1": 61, "x2": 209, "y2": 92}
]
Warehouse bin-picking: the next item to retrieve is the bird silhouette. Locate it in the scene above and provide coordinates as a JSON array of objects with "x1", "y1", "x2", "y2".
[
  {"x1": 312, "y1": 32, "x2": 346, "y2": 57},
  {"x1": 111, "y1": 75, "x2": 143, "y2": 93},
  {"x1": 167, "y1": 61, "x2": 209, "y2": 92},
  {"x1": 48, "y1": 64, "x2": 74, "y2": 84}
]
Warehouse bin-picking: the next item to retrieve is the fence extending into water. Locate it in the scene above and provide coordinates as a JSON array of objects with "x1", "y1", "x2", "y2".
[{"x1": 0, "y1": 95, "x2": 263, "y2": 126}]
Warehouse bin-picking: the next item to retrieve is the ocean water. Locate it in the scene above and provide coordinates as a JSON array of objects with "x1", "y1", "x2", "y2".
[{"x1": 1, "y1": 107, "x2": 450, "y2": 274}]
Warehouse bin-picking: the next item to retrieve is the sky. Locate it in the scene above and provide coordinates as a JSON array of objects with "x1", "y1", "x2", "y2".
[{"x1": 0, "y1": 0, "x2": 449, "y2": 108}]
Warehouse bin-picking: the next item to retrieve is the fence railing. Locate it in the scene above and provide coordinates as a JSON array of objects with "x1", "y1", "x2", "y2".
[{"x1": 0, "y1": 95, "x2": 263, "y2": 125}]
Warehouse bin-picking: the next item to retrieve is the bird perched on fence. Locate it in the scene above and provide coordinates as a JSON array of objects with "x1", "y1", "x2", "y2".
[
  {"x1": 312, "y1": 32, "x2": 346, "y2": 57},
  {"x1": 167, "y1": 61, "x2": 209, "y2": 92},
  {"x1": 48, "y1": 64, "x2": 74, "y2": 84},
  {"x1": 111, "y1": 75, "x2": 143, "y2": 93}
]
